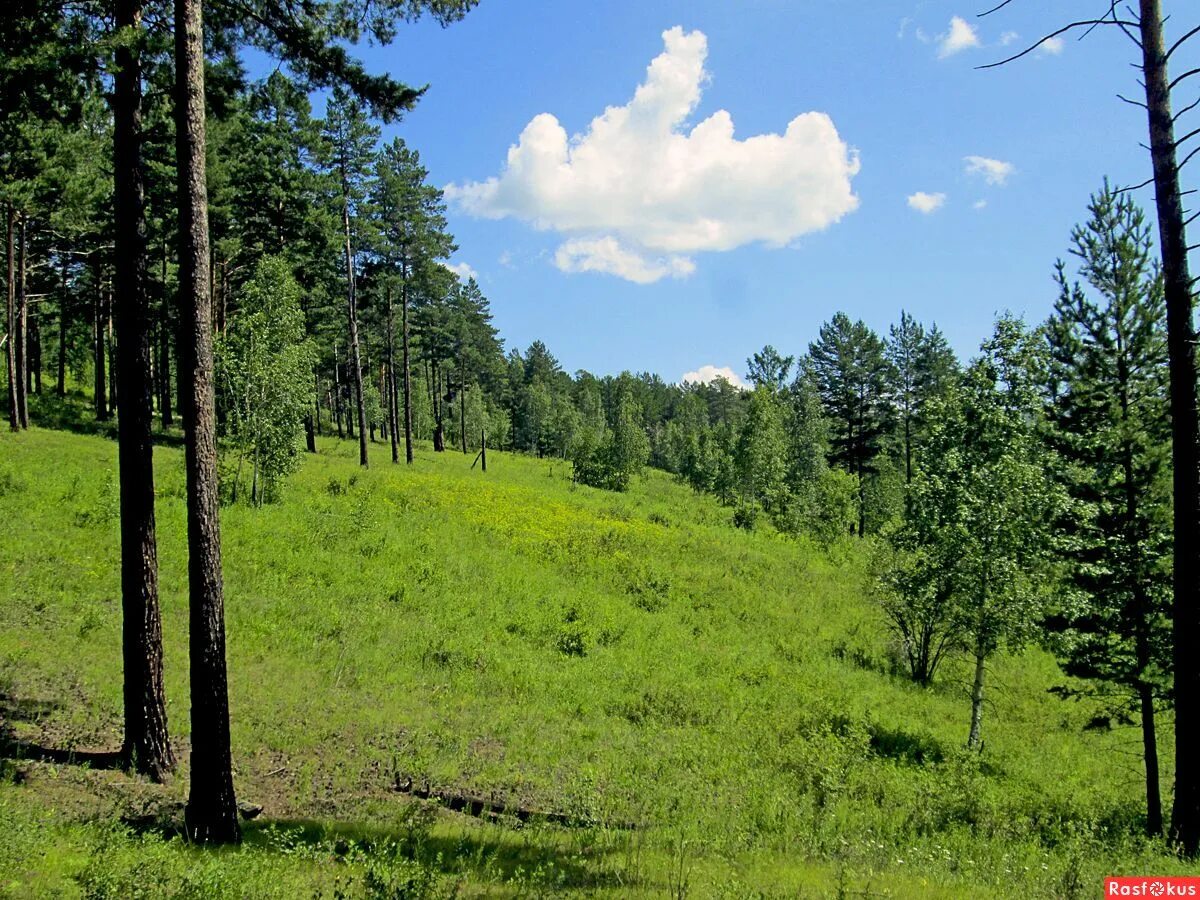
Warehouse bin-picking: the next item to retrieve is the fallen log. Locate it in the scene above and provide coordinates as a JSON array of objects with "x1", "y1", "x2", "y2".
[{"x1": 392, "y1": 774, "x2": 634, "y2": 829}]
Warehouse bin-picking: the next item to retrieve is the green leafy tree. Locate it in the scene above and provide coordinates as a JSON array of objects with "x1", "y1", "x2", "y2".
[
  {"x1": 216, "y1": 256, "x2": 317, "y2": 504},
  {"x1": 735, "y1": 385, "x2": 789, "y2": 522},
  {"x1": 1043, "y1": 185, "x2": 1172, "y2": 835},
  {"x1": 574, "y1": 389, "x2": 649, "y2": 492}
]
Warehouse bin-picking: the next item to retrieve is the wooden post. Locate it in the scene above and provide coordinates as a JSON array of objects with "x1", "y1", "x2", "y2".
[{"x1": 481, "y1": 429, "x2": 487, "y2": 473}]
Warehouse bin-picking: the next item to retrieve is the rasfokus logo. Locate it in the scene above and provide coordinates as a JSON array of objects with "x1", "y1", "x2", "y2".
[{"x1": 1105, "y1": 877, "x2": 1200, "y2": 897}]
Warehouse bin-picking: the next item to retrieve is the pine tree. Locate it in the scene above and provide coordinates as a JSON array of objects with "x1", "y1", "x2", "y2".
[
  {"x1": 806, "y1": 312, "x2": 895, "y2": 536},
  {"x1": 321, "y1": 87, "x2": 379, "y2": 467},
  {"x1": 370, "y1": 137, "x2": 455, "y2": 463},
  {"x1": 887, "y1": 311, "x2": 958, "y2": 486},
  {"x1": 1044, "y1": 185, "x2": 1172, "y2": 835}
]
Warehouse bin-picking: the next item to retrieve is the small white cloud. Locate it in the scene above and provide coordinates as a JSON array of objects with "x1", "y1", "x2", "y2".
[
  {"x1": 914, "y1": 27, "x2": 931, "y2": 44},
  {"x1": 447, "y1": 27, "x2": 860, "y2": 284},
  {"x1": 908, "y1": 191, "x2": 947, "y2": 214},
  {"x1": 999, "y1": 30, "x2": 1019, "y2": 46},
  {"x1": 498, "y1": 250, "x2": 514, "y2": 269},
  {"x1": 973, "y1": 199, "x2": 988, "y2": 210},
  {"x1": 938, "y1": 16, "x2": 981, "y2": 58},
  {"x1": 680, "y1": 364, "x2": 746, "y2": 389},
  {"x1": 1038, "y1": 36, "x2": 1064, "y2": 55},
  {"x1": 964, "y1": 155, "x2": 1015, "y2": 186},
  {"x1": 446, "y1": 261, "x2": 478, "y2": 281},
  {"x1": 554, "y1": 237, "x2": 695, "y2": 285},
  {"x1": 898, "y1": 16, "x2": 912, "y2": 39}
]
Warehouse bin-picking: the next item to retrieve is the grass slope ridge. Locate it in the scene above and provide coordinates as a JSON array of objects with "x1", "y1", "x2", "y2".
[{"x1": 0, "y1": 421, "x2": 1188, "y2": 896}]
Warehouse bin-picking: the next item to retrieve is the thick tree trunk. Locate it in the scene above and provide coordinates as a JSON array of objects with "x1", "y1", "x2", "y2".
[
  {"x1": 5, "y1": 205, "x2": 16, "y2": 430},
  {"x1": 16, "y1": 214, "x2": 28, "y2": 429},
  {"x1": 113, "y1": 0, "x2": 173, "y2": 781},
  {"x1": 340, "y1": 201, "x2": 368, "y2": 467},
  {"x1": 402, "y1": 279, "x2": 413, "y2": 464},
  {"x1": 1138, "y1": 0, "x2": 1200, "y2": 856},
  {"x1": 175, "y1": 0, "x2": 239, "y2": 844}
]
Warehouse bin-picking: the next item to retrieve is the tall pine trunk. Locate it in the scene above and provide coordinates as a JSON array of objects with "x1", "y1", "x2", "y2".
[
  {"x1": 5, "y1": 205, "x2": 16, "y2": 431},
  {"x1": 113, "y1": 0, "x2": 173, "y2": 781},
  {"x1": 340, "y1": 196, "x2": 368, "y2": 467},
  {"x1": 16, "y1": 213, "x2": 28, "y2": 429},
  {"x1": 402, "y1": 279, "x2": 413, "y2": 464},
  {"x1": 386, "y1": 283, "x2": 399, "y2": 463},
  {"x1": 1137, "y1": 0, "x2": 1200, "y2": 855},
  {"x1": 175, "y1": 0, "x2": 239, "y2": 844}
]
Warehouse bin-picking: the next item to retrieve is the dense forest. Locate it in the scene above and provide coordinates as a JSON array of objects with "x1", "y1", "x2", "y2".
[{"x1": 3, "y1": 0, "x2": 1200, "y2": 894}]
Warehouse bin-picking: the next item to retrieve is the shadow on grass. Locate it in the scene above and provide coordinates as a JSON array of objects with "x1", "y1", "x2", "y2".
[
  {"x1": 0, "y1": 692, "x2": 125, "y2": 771},
  {"x1": 27, "y1": 391, "x2": 184, "y2": 448},
  {"x1": 242, "y1": 814, "x2": 632, "y2": 891}
]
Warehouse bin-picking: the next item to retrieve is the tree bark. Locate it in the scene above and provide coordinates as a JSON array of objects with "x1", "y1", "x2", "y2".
[
  {"x1": 967, "y1": 631, "x2": 986, "y2": 750},
  {"x1": 1138, "y1": 0, "x2": 1200, "y2": 856},
  {"x1": 175, "y1": 0, "x2": 240, "y2": 844},
  {"x1": 5, "y1": 204, "x2": 16, "y2": 430},
  {"x1": 114, "y1": 0, "x2": 173, "y2": 781},
  {"x1": 402, "y1": 278, "x2": 413, "y2": 464},
  {"x1": 16, "y1": 213, "x2": 29, "y2": 429},
  {"x1": 386, "y1": 283, "x2": 399, "y2": 463},
  {"x1": 340, "y1": 195, "x2": 368, "y2": 467}
]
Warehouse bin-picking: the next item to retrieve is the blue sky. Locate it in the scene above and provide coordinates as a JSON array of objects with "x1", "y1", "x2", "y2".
[{"x1": 287, "y1": 1, "x2": 1199, "y2": 385}]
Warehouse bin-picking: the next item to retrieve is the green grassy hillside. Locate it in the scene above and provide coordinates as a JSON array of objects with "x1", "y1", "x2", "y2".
[{"x1": 0, "y1": 412, "x2": 1189, "y2": 896}]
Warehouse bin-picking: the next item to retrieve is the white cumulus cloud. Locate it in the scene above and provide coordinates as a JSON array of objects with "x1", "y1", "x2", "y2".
[
  {"x1": 446, "y1": 27, "x2": 860, "y2": 284},
  {"x1": 908, "y1": 191, "x2": 947, "y2": 214},
  {"x1": 1038, "y1": 36, "x2": 1064, "y2": 55},
  {"x1": 680, "y1": 365, "x2": 746, "y2": 389},
  {"x1": 964, "y1": 155, "x2": 1015, "y2": 186},
  {"x1": 446, "y1": 261, "x2": 478, "y2": 281},
  {"x1": 938, "y1": 16, "x2": 981, "y2": 58},
  {"x1": 554, "y1": 237, "x2": 695, "y2": 285}
]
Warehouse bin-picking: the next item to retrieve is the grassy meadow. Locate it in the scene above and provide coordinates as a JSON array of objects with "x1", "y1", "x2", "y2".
[{"x1": 0, "y1": 399, "x2": 1192, "y2": 896}]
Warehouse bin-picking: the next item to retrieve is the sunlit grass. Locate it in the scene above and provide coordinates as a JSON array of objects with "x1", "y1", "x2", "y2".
[{"x1": 0, "y1": 410, "x2": 1189, "y2": 896}]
